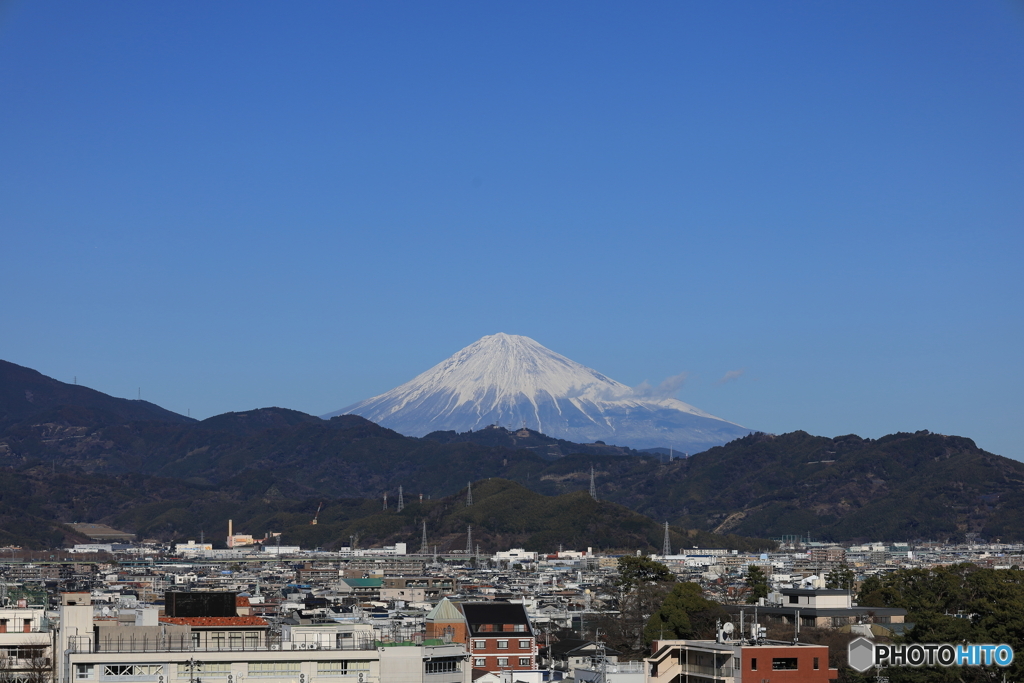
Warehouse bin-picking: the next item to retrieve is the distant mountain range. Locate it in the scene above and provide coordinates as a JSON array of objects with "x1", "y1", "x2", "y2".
[
  {"x1": 0, "y1": 359, "x2": 194, "y2": 427},
  {"x1": 326, "y1": 333, "x2": 751, "y2": 451},
  {"x1": 2, "y1": 357, "x2": 1023, "y2": 549}
]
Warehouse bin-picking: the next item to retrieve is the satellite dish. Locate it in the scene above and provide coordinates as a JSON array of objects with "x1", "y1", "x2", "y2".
[{"x1": 722, "y1": 623, "x2": 734, "y2": 634}]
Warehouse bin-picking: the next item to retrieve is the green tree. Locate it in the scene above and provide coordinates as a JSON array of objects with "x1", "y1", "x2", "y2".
[
  {"x1": 604, "y1": 556, "x2": 676, "y2": 654},
  {"x1": 644, "y1": 582, "x2": 726, "y2": 645},
  {"x1": 745, "y1": 564, "x2": 768, "y2": 604},
  {"x1": 616, "y1": 555, "x2": 674, "y2": 591},
  {"x1": 826, "y1": 563, "x2": 855, "y2": 590}
]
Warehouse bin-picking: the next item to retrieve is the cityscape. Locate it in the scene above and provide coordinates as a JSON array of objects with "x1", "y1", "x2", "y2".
[{"x1": 3, "y1": 3, "x2": 1022, "y2": 683}]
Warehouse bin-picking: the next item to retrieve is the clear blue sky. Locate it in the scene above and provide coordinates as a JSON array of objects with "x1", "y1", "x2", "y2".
[{"x1": 2, "y1": 2, "x2": 1022, "y2": 458}]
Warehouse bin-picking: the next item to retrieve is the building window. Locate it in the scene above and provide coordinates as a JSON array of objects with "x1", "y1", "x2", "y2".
[
  {"x1": 734, "y1": 658, "x2": 740, "y2": 670},
  {"x1": 751, "y1": 659, "x2": 757, "y2": 671},
  {"x1": 513, "y1": 624, "x2": 525, "y2": 632},
  {"x1": 102, "y1": 665, "x2": 163, "y2": 678},
  {"x1": 474, "y1": 659, "x2": 486, "y2": 667},
  {"x1": 497, "y1": 658, "x2": 508, "y2": 667},
  {"x1": 248, "y1": 663, "x2": 301, "y2": 677},
  {"x1": 228, "y1": 633, "x2": 242, "y2": 649},
  {"x1": 518, "y1": 658, "x2": 530, "y2": 667},
  {"x1": 316, "y1": 661, "x2": 370, "y2": 676},
  {"x1": 177, "y1": 664, "x2": 230, "y2": 677},
  {"x1": 474, "y1": 640, "x2": 485, "y2": 649},
  {"x1": 814, "y1": 657, "x2": 819, "y2": 670},
  {"x1": 425, "y1": 658, "x2": 461, "y2": 674},
  {"x1": 772, "y1": 658, "x2": 799, "y2": 670},
  {"x1": 518, "y1": 640, "x2": 530, "y2": 649},
  {"x1": 497, "y1": 640, "x2": 509, "y2": 649},
  {"x1": 211, "y1": 633, "x2": 226, "y2": 649},
  {"x1": 244, "y1": 633, "x2": 259, "y2": 649},
  {"x1": 789, "y1": 595, "x2": 799, "y2": 604},
  {"x1": 76, "y1": 665, "x2": 95, "y2": 680}
]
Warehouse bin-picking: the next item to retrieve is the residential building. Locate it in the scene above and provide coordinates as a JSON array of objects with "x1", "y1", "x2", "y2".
[
  {"x1": 647, "y1": 637, "x2": 836, "y2": 683},
  {"x1": 460, "y1": 603, "x2": 536, "y2": 674}
]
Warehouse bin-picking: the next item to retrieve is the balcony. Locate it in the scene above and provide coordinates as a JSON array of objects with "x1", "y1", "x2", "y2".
[
  {"x1": 679, "y1": 663, "x2": 736, "y2": 679},
  {"x1": 68, "y1": 634, "x2": 377, "y2": 654}
]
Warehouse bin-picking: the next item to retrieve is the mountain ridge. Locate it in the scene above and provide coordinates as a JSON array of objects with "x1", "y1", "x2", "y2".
[{"x1": 326, "y1": 333, "x2": 751, "y2": 451}]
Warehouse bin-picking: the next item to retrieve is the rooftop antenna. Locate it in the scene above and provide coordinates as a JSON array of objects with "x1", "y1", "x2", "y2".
[
  {"x1": 466, "y1": 525, "x2": 473, "y2": 554},
  {"x1": 466, "y1": 481, "x2": 473, "y2": 506},
  {"x1": 397, "y1": 486, "x2": 405, "y2": 512},
  {"x1": 589, "y1": 466, "x2": 597, "y2": 500},
  {"x1": 663, "y1": 521, "x2": 672, "y2": 557},
  {"x1": 383, "y1": 492, "x2": 388, "y2": 511},
  {"x1": 421, "y1": 520, "x2": 428, "y2": 555}
]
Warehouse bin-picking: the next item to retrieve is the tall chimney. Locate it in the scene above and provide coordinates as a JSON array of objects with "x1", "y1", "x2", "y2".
[{"x1": 229, "y1": 519, "x2": 233, "y2": 538}]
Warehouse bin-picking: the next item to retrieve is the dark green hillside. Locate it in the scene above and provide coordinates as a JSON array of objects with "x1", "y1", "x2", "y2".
[
  {"x1": 579, "y1": 430, "x2": 1024, "y2": 542},
  {"x1": 198, "y1": 407, "x2": 323, "y2": 436},
  {"x1": 5, "y1": 358, "x2": 1024, "y2": 545},
  {"x1": 424, "y1": 425, "x2": 638, "y2": 458},
  {"x1": 0, "y1": 359, "x2": 194, "y2": 426},
  {"x1": 0, "y1": 461, "x2": 774, "y2": 553}
]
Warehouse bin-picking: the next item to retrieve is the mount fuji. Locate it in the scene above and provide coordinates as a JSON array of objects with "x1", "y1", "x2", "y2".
[{"x1": 323, "y1": 333, "x2": 751, "y2": 452}]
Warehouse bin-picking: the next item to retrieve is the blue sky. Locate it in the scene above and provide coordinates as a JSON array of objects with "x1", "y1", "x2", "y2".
[{"x1": 2, "y1": 2, "x2": 1022, "y2": 458}]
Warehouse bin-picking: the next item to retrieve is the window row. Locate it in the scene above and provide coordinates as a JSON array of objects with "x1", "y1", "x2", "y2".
[
  {"x1": 316, "y1": 661, "x2": 370, "y2": 674},
  {"x1": 176, "y1": 663, "x2": 230, "y2": 676},
  {"x1": 102, "y1": 665, "x2": 164, "y2": 677},
  {"x1": 473, "y1": 658, "x2": 531, "y2": 668},
  {"x1": 749, "y1": 657, "x2": 819, "y2": 671},
  {"x1": 473, "y1": 640, "x2": 532, "y2": 649},
  {"x1": 424, "y1": 658, "x2": 461, "y2": 674}
]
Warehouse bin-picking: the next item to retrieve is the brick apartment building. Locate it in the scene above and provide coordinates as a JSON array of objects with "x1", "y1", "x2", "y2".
[{"x1": 426, "y1": 599, "x2": 536, "y2": 674}]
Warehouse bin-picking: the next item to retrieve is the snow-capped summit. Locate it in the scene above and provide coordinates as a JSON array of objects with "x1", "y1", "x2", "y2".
[{"x1": 323, "y1": 333, "x2": 751, "y2": 452}]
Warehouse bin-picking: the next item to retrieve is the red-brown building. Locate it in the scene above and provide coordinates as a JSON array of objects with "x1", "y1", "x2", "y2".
[
  {"x1": 648, "y1": 638, "x2": 837, "y2": 683},
  {"x1": 425, "y1": 599, "x2": 536, "y2": 674},
  {"x1": 462, "y1": 603, "x2": 536, "y2": 674}
]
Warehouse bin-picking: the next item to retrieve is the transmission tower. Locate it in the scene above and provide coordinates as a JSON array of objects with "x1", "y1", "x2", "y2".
[
  {"x1": 466, "y1": 481, "x2": 473, "y2": 506},
  {"x1": 421, "y1": 520, "x2": 428, "y2": 554},
  {"x1": 466, "y1": 525, "x2": 472, "y2": 554},
  {"x1": 397, "y1": 486, "x2": 405, "y2": 512},
  {"x1": 589, "y1": 466, "x2": 597, "y2": 500},
  {"x1": 662, "y1": 521, "x2": 672, "y2": 557},
  {"x1": 383, "y1": 491, "x2": 388, "y2": 511}
]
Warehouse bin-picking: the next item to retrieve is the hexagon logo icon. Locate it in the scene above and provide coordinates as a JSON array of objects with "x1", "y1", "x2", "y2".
[{"x1": 848, "y1": 637, "x2": 875, "y2": 672}]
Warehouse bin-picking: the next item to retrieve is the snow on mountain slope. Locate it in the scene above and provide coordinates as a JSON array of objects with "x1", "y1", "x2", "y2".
[{"x1": 323, "y1": 333, "x2": 751, "y2": 452}]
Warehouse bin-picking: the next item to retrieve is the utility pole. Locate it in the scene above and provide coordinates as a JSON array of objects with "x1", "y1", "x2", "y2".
[
  {"x1": 397, "y1": 486, "x2": 404, "y2": 512},
  {"x1": 663, "y1": 521, "x2": 672, "y2": 557},
  {"x1": 383, "y1": 492, "x2": 388, "y2": 511},
  {"x1": 466, "y1": 525, "x2": 472, "y2": 554},
  {"x1": 466, "y1": 481, "x2": 473, "y2": 506},
  {"x1": 421, "y1": 521, "x2": 428, "y2": 555},
  {"x1": 589, "y1": 466, "x2": 597, "y2": 500}
]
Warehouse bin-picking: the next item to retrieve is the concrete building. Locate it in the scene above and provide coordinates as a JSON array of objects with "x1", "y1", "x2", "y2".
[
  {"x1": 56, "y1": 592, "x2": 469, "y2": 683},
  {"x1": 0, "y1": 602, "x2": 51, "y2": 683},
  {"x1": 724, "y1": 588, "x2": 907, "y2": 629},
  {"x1": 647, "y1": 637, "x2": 836, "y2": 683}
]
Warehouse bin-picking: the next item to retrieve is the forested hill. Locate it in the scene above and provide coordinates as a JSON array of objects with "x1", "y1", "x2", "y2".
[
  {"x1": 599, "y1": 430, "x2": 1024, "y2": 543},
  {"x1": 0, "y1": 359, "x2": 194, "y2": 426},
  {"x1": 3, "y1": 358, "x2": 1024, "y2": 545}
]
